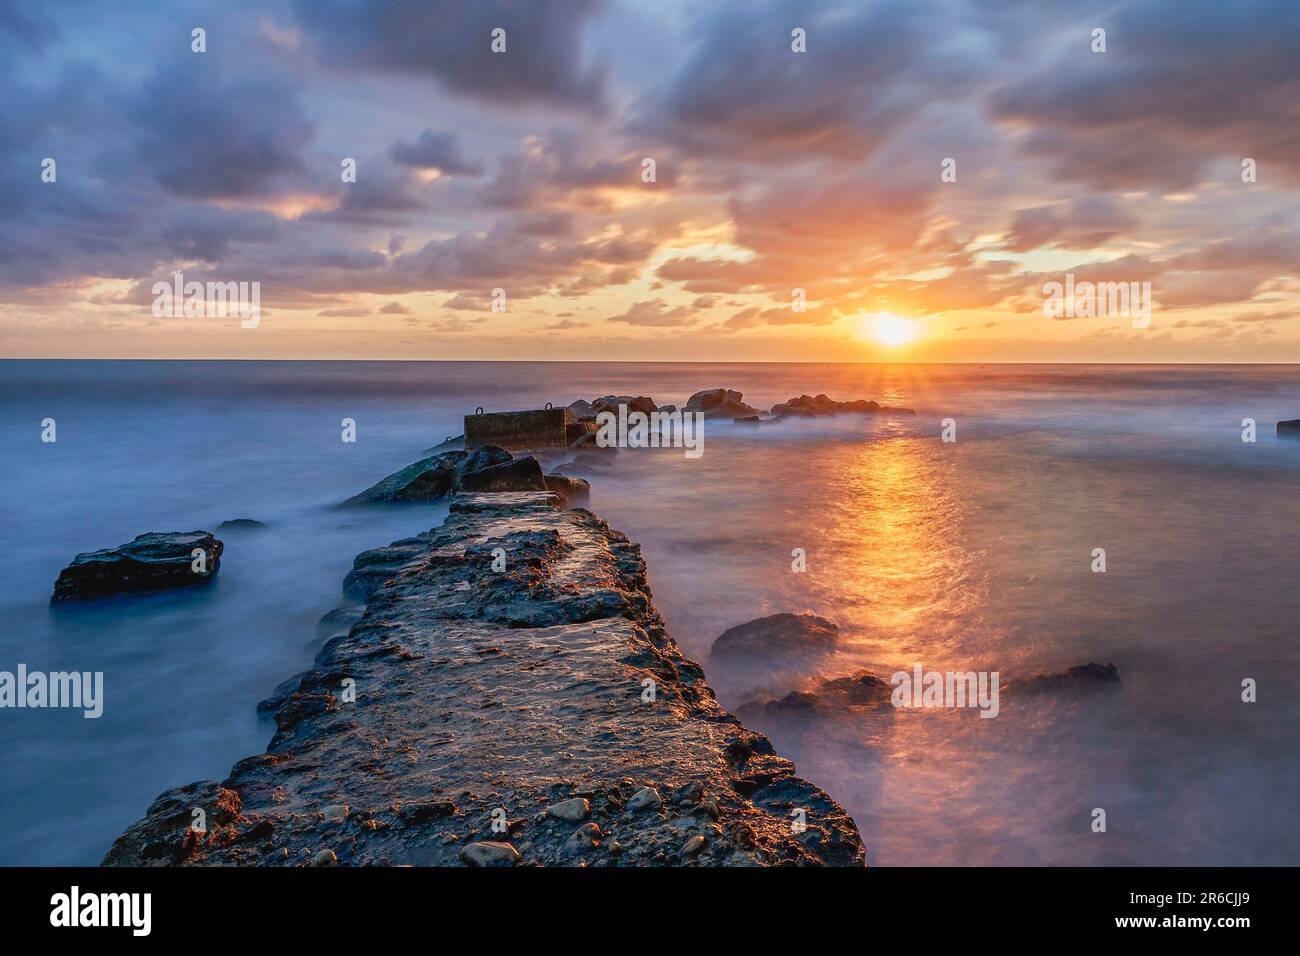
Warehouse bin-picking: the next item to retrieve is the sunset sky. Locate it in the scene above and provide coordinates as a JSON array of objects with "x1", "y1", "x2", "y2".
[{"x1": 2, "y1": 0, "x2": 1298, "y2": 361}]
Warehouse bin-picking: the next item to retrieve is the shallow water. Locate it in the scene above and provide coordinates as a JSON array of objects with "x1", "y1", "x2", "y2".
[{"x1": 2, "y1": 360, "x2": 1298, "y2": 865}]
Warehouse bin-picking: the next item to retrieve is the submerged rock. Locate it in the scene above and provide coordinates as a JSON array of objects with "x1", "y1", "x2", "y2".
[
  {"x1": 739, "y1": 670, "x2": 892, "y2": 718},
  {"x1": 51, "y1": 531, "x2": 223, "y2": 604},
  {"x1": 216, "y1": 518, "x2": 267, "y2": 532},
  {"x1": 685, "y1": 388, "x2": 760, "y2": 419},
  {"x1": 105, "y1": 493, "x2": 864, "y2": 868},
  {"x1": 711, "y1": 613, "x2": 840, "y2": 660},
  {"x1": 1277, "y1": 420, "x2": 1300, "y2": 438},
  {"x1": 1012, "y1": 662, "x2": 1121, "y2": 694},
  {"x1": 770, "y1": 394, "x2": 916, "y2": 417}
]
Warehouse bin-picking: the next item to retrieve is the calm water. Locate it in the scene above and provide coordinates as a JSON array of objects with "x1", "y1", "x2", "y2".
[{"x1": 2, "y1": 361, "x2": 1299, "y2": 865}]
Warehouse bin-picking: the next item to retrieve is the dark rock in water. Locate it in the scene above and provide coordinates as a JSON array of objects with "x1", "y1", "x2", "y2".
[
  {"x1": 1277, "y1": 420, "x2": 1300, "y2": 438},
  {"x1": 1014, "y1": 662, "x2": 1120, "y2": 694},
  {"x1": 456, "y1": 455, "x2": 547, "y2": 493},
  {"x1": 816, "y1": 670, "x2": 892, "y2": 704},
  {"x1": 336, "y1": 446, "x2": 534, "y2": 507},
  {"x1": 337, "y1": 451, "x2": 477, "y2": 507},
  {"x1": 217, "y1": 518, "x2": 267, "y2": 531},
  {"x1": 685, "y1": 388, "x2": 760, "y2": 419},
  {"x1": 740, "y1": 690, "x2": 821, "y2": 717},
  {"x1": 567, "y1": 396, "x2": 657, "y2": 423},
  {"x1": 770, "y1": 394, "x2": 916, "y2": 418},
  {"x1": 552, "y1": 450, "x2": 619, "y2": 479},
  {"x1": 733, "y1": 415, "x2": 775, "y2": 425},
  {"x1": 544, "y1": 473, "x2": 591, "y2": 508},
  {"x1": 711, "y1": 613, "x2": 840, "y2": 660},
  {"x1": 568, "y1": 427, "x2": 623, "y2": 453},
  {"x1": 739, "y1": 671, "x2": 891, "y2": 718},
  {"x1": 105, "y1": 492, "x2": 864, "y2": 868},
  {"x1": 51, "y1": 531, "x2": 222, "y2": 604}
]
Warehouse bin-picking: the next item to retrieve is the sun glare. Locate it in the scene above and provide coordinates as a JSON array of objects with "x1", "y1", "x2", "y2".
[{"x1": 865, "y1": 312, "x2": 920, "y2": 348}]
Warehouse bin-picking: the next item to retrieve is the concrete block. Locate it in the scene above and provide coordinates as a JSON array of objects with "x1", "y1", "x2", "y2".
[{"x1": 465, "y1": 406, "x2": 575, "y2": 451}]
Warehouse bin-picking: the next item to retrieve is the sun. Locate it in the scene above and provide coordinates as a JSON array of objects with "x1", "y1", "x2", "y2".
[{"x1": 863, "y1": 312, "x2": 920, "y2": 348}]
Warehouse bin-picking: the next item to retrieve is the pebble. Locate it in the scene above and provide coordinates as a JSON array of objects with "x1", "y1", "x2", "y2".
[
  {"x1": 322, "y1": 803, "x2": 348, "y2": 822},
  {"x1": 672, "y1": 782, "x2": 704, "y2": 804},
  {"x1": 458, "y1": 841, "x2": 521, "y2": 867},
  {"x1": 625, "y1": 787, "x2": 661, "y2": 811},
  {"x1": 564, "y1": 822, "x2": 602, "y2": 854},
  {"x1": 682, "y1": 835, "x2": 706, "y2": 856},
  {"x1": 696, "y1": 797, "x2": 721, "y2": 820},
  {"x1": 311, "y1": 848, "x2": 338, "y2": 867},
  {"x1": 547, "y1": 797, "x2": 591, "y2": 822}
]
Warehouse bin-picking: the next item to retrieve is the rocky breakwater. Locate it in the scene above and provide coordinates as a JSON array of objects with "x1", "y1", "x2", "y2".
[{"x1": 103, "y1": 492, "x2": 864, "y2": 867}]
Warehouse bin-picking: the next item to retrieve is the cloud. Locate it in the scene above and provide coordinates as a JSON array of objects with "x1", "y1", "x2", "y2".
[
  {"x1": 292, "y1": 0, "x2": 609, "y2": 111},
  {"x1": 1006, "y1": 197, "x2": 1138, "y2": 252},
  {"x1": 607, "y1": 300, "x2": 697, "y2": 327},
  {"x1": 989, "y1": 0, "x2": 1300, "y2": 187},
  {"x1": 390, "y1": 130, "x2": 484, "y2": 176},
  {"x1": 638, "y1": 0, "x2": 987, "y2": 162},
  {"x1": 131, "y1": 58, "x2": 315, "y2": 200},
  {"x1": 480, "y1": 130, "x2": 661, "y2": 210},
  {"x1": 161, "y1": 209, "x2": 282, "y2": 262},
  {"x1": 3, "y1": 0, "x2": 1299, "y2": 360}
]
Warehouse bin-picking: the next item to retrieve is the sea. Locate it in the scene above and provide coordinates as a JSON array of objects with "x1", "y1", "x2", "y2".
[{"x1": 2, "y1": 360, "x2": 1298, "y2": 865}]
